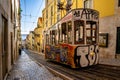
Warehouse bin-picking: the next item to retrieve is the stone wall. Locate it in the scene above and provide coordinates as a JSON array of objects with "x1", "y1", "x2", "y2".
[
  {"x1": 99, "y1": 15, "x2": 116, "y2": 59},
  {"x1": 99, "y1": 0, "x2": 120, "y2": 59}
]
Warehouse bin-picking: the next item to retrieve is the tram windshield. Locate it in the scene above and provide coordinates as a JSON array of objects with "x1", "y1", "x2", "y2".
[{"x1": 86, "y1": 21, "x2": 97, "y2": 44}]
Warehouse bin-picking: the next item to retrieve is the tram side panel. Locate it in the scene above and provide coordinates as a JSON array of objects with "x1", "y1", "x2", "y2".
[
  {"x1": 74, "y1": 45, "x2": 99, "y2": 68},
  {"x1": 45, "y1": 44, "x2": 99, "y2": 68}
]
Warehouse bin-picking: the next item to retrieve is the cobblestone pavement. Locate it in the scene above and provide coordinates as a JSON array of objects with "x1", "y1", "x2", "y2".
[{"x1": 7, "y1": 51, "x2": 63, "y2": 80}]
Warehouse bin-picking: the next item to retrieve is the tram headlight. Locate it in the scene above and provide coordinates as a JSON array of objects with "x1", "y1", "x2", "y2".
[{"x1": 90, "y1": 52, "x2": 95, "y2": 56}]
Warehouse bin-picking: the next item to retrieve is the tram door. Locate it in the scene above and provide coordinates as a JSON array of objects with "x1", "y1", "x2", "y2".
[
  {"x1": 2, "y1": 16, "x2": 8, "y2": 79},
  {"x1": 116, "y1": 27, "x2": 120, "y2": 54}
]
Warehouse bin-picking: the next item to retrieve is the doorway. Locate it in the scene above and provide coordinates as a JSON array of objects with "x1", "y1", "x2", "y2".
[
  {"x1": 116, "y1": 27, "x2": 120, "y2": 54},
  {"x1": 2, "y1": 16, "x2": 8, "y2": 79},
  {"x1": 11, "y1": 32, "x2": 14, "y2": 65}
]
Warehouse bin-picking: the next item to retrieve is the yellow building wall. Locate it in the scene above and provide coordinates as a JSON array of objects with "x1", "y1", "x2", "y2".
[
  {"x1": 43, "y1": 0, "x2": 115, "y2": 29},
  {"x1": 94, "y1": 0, "x2": 115, "y2": 17}
]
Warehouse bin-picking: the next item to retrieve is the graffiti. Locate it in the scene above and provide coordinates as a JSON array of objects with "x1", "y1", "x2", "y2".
[
  {"x1": 74, "y1": 46, "x2": 89, "y2": 67},
  {"x1": 73, "y1": 9, "x2": 99, "y2": 20},
  {"x1": 74, "y1": 45, "x2": 99, "y2": 67},
  {"x1": 88, "y1": 45, "x2": 96, "y2": 65},
  {"x1": 60, "y1": 47, "x2": 68, "y2": 63}
]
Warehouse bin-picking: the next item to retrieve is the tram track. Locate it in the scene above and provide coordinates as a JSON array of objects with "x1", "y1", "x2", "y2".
[
  {"x1": 24, "y1": 50, "x2": 120, "y2": 80},
  {"x1": 87, "y1": 66, "x2": 120, "y2": 78}
]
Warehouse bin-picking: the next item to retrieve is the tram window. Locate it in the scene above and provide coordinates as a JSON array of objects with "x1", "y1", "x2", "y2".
[
  {"x1": 50, "y1": 30, "x2": 56, "y2": 45},
  {"x1": 46, "y1": 34, "x2": 49, "y2": 45},
  {"x1": 61, "y1": 23, "x2": 67, "y2": 43},
  {"x1": 86, "y1": 21, "x2": 97, "y2": 44},
  {"x1": 58, "y1": 26, "x2": 60, "y2": 43},
  {"x1": 62, "y1": 23, "x2": 66, "y2": 35},
  {"x1": 68, "y1": 21, "x2": 72, "y2": 44},
  {"x1": 74, "y1": 20, "x2": 84, "y2": 44},
  {"x1": 53, "y1": 30, "x2": 56, "y2": 45},
  {"x1": 86, "y1": 24, "x2": 91, "y2": 37},
  {"x1": 56, "y1": 29, "x2": 59, "y2": 45}
]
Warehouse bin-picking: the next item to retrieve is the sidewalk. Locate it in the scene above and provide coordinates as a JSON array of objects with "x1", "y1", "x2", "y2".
[
  {"x1": 99, "y1": 58, "x2": 120, "y2": 66},
  {"x1": 7, "y1": 51, "x2": 63, "y2": 80}
]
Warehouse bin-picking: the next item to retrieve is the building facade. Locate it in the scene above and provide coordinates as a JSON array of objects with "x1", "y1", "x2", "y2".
[
  {"x1": 34, "y1": 17, "x2": 43, "y2": 52},
  {"x1": 42, "y1": 0, "x2": 120, "y2": 61},
  {"x1": 25, "y1": 31, "x2": 35, "y2": 50},
  {"x1": 0, "y1": 0, "x2": 21, "y2": 79}
]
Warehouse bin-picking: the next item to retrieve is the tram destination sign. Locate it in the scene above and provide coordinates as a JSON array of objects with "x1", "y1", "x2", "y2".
[{"x1": 73, "y1": 9, "x2": 99, "y2": 20}]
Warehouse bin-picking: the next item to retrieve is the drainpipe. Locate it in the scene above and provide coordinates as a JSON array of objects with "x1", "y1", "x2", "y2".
[{"x1": 76, "y1": 0, "x2": 77, "y2": 8}]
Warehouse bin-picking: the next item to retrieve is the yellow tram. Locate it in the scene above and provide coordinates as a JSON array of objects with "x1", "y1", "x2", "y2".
[{"x1": 45, "y1": 8, "x2": 99, "y2": 68}]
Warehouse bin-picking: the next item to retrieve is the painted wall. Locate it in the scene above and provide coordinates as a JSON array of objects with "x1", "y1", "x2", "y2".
[{"x1": 94, "y1": 0, "x2": 115, "y2": 17}]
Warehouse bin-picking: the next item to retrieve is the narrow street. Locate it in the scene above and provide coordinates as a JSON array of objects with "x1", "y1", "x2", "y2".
[{"x1": 7, "y1": 51, "x2": 63, "y2": 80}]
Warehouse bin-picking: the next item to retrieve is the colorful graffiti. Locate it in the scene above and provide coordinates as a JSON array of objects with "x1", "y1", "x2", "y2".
[{"x1": 45, "y1": 44, "x2": 99, "y2": 68}]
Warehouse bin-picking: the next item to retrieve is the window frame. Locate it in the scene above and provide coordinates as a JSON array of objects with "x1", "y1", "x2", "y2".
[
  {"x1": 86, "y1": 21, "x2": 97, "y2": 44},
  {"x1": 74, "y1": 20, "x2": 84, "y2": 44},
  {"x1": 118, "y1": 0, "x2": 120, "y2": 7}
]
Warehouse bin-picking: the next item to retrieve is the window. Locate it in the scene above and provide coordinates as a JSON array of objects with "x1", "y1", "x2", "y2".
[
  {"x1": 86, "y1": 21, "x2": 97, "y2": 44},
  {"x1": 51, "y1": 17, "x2": 52, "y2": 25},
  {"x1": 50, "y1": 30, "x2": 56, "y2": 45},
  {"x1": 58, "y1": 24, "x2": 61, "y2": 43},
  {"x1": 46, "y1": 10, "x2": 48, "y2": 19},
  {"x1": 67, "y1": 0, "x2": 72, "y2": 5},
  {"x1": 61, "y1": 23, "x2": 67, "y2": 43},
  {"x1": 51, "y1": 6, "x2": 53, "y2": 16},
  {"x1": 46, "y1": 21, "x2": 48, "y2": 27},
  {"x1": 118, "y1": 0, "x2": 120, "y2": 7},
  {"x1": 84, "y1": 0, "x2": 93, "y2": 8},
  {"x1": 46, "y1": 0, "x2": 48, "y2": 6},
  {"x1": 67, "y1": 21, "x2": 72, "y2": 44},
  {"x1": 74, "y1": 20, "x2": 84, "y2": 44},
  {"x1": 10, "y1": 0, "x2": 13, "y2": 22},
  {"x1": 57, "y1": 14, "x2": 60, "y2": 21}
]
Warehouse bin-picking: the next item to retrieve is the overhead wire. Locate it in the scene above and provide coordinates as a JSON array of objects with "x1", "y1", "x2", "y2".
[
  {"x1": 24, "y1": 0, "x2": 26, "y2": 32},
  {"x1": 31, "y1": 0, "x2": 44, "y2": 29},
  {"x1": 22, "y1": 14, "x2": 38, "y2": 17}
]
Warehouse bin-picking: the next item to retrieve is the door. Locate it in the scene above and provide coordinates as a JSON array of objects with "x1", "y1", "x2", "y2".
[
  {"x1": 116, "y1": 27, "x2": 120, "y2": 54},
  {"x1": 2, "y1": 16, "x2": 8, "y2": 79},
  {"x1": 11, "y1": 32, "x2": 14, "y2": 65}
]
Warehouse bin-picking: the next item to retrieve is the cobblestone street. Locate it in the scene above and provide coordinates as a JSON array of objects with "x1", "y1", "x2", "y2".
[{"x1": 7, "y1": 51, "x2": 63, "y2": 80}]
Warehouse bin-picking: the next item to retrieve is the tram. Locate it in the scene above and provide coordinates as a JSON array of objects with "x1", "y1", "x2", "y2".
[{"x1": 45, "y1": 8, "x2": 99, "y2": 68}]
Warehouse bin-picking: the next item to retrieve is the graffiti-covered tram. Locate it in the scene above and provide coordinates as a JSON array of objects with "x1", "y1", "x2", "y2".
[{"x1": 45, "y1": 8, "x2": 99, "y2": 68}]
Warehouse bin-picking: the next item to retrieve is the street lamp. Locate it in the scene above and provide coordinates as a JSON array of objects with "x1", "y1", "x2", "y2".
[{"x1": 57, "y1": 0, "x2": 72, "y2": 12}]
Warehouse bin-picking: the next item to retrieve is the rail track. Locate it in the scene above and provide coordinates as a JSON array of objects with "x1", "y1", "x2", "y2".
[{"x1": 24, "y1": 50, "x2": 120, "y2": 80}]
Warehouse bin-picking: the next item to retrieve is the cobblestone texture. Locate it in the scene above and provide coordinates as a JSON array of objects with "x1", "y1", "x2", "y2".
[{"x1": 7, "y1": 51, "x2": 63, "y2": 80}]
